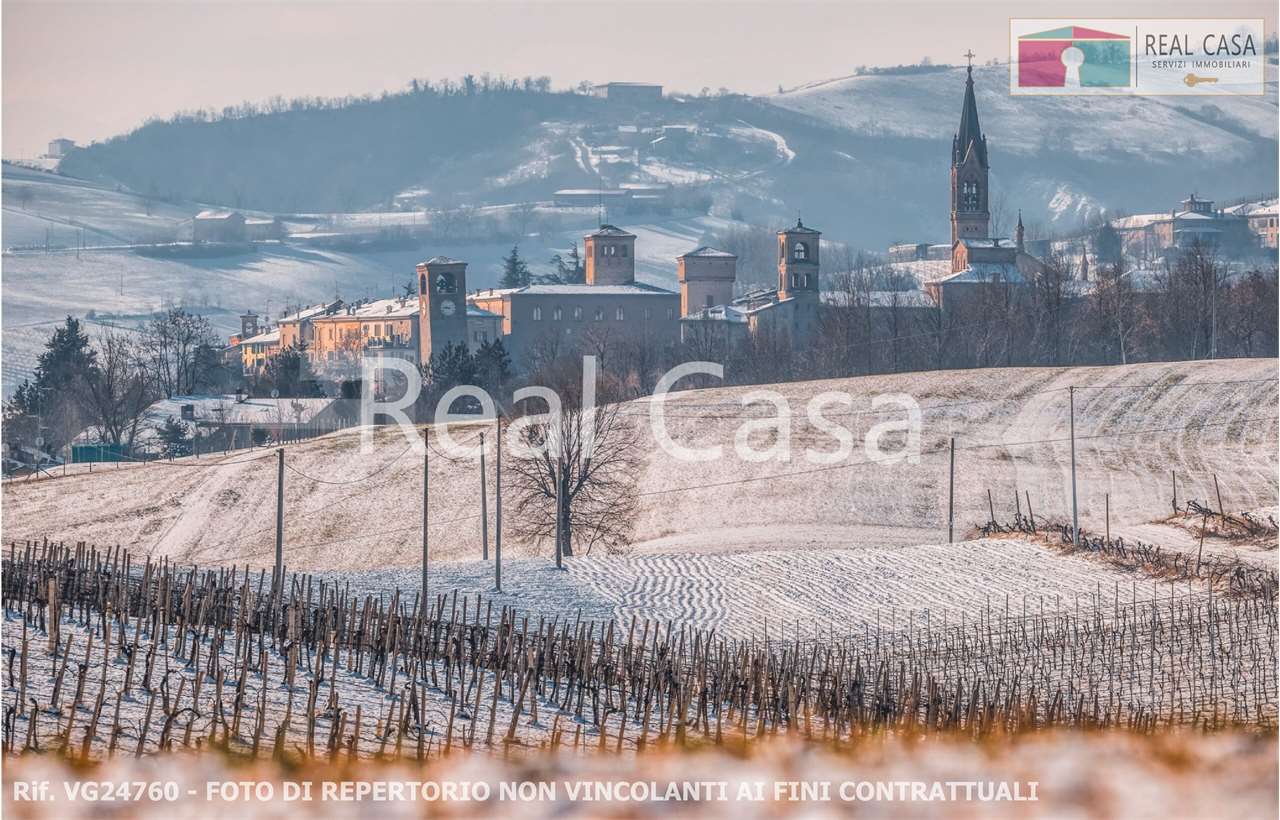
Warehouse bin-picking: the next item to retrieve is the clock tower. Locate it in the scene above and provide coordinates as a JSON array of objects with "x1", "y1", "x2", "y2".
[
  {"x1": 951, "y1": 55, "x2": 990, "y2": 250},
  {"x1": 418, "y1": 256, "x2": 468, "y2": 367}
]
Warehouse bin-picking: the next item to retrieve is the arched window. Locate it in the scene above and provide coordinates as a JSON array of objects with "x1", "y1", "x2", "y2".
[
  {"x1": 793, "y1": 242, "x2": 808, "y2": 261},
  {"x1": 533, "y1": 306, "x2": 543, "y2": 321},
  {"x1": 419, "y1": 274, "x2": 427, "y2": 293},
  {"x1": 573, "y1": 306, "x2": 583, "y2": 320},
  {"x1": 594, "y1": 307, "x2": 604, "y2": 321},
  {"x1": 615, "y1": 306, "x2": 625, "y2": 321},
  {"x1": 553, "y1": 306, "x2": 563, "y2": 321}
]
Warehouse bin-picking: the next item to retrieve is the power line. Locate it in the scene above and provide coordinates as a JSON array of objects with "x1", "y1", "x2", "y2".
[
  {"x1": 283, "y1": 441, "x2": 415, "y2": 485},
  {"x1": 957, "y1": 414, "x2": 1278, "y2": 451}
]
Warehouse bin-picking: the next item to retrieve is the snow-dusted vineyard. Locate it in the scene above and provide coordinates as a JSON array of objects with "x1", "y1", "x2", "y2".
[{"x1": 2, "y1": 535, "x2": 1275, "y2": 764}]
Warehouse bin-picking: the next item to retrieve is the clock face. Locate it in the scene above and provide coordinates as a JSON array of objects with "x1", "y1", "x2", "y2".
[{"x1": 438, "y1": 299, "x2": 456, "y2": 317}]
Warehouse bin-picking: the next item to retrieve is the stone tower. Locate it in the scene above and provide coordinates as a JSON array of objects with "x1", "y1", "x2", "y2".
[
  {"x1": 417, "y1": 256, "x2": 468, "y2": 366},
  {"x1": 777, "y1": 219, "x2": 821, "y2": 301},
  {"x1": 677, "y1": 247, "x2": 737, "y2": 315},
  {"x1": 584, "y1": 225, "x2": 636, "y2": 286},
  {"x1": 951, "y1": 61, "x2": 990, "y2": 248}
]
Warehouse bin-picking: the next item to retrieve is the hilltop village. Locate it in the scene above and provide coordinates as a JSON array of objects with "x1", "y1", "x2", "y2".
[{"x1": 229, "y1": 64, "x2": 1055, "y2": 383}]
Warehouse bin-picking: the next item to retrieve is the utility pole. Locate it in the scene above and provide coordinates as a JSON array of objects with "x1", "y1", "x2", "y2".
[
  {"x1": 947, "y1": 437, "x2": 955, "y2": 544},
  {"x1": 275, "y1": 448, "x2": 285, "y2": 590},
  {"x1": 494, "y1": 419, "x2": 503, "y2": 591},
  {"x1": 1069, "y1": 386, "x2": 1079, "y2": 547},
  {"x1": 422, "y1": 430, "x2": 430, "y2": 614},
  {"x1": 479, "y1": 431, "x2": 489, "y2": 560},
  {"x1": 554, "y1": 458, "x2": 563, "y2": 569}
]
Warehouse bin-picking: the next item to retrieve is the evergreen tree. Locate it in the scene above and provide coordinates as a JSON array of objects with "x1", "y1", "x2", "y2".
[
  {"x1": 1093, "y1": 221, "x2": 1122, "y2": 266},
  {"x1": 158, "y1": 415, "x2": 191, "y2": 457},
  {"x1": 500, "y1": 244, "x2": 531, "y2": 288},
  {"x1": 3, "y1": 316, "x2": 97, "y2": 454},
  {"x1": 474, "y1": 338, "x2": 512, "y2": 392},
  {"x1": 258, "y1": 345, "x2": 321, "y2": 398},
  {"x1": 427, "y1": 341, "x2": 477, "y2": 389},
  {"x1": 540, "y1": 242, "x2": 586, "y2": 284}
]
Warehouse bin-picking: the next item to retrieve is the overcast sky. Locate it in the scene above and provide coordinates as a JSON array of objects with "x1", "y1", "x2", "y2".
[{"x1": 4, "y1": 0, "x2": 1276, "y2": 158}]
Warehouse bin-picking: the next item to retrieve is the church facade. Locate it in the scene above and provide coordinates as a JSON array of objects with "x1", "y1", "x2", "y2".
[{"x1": 923, "y1": 62, "x2": 1045, "y2": 309}]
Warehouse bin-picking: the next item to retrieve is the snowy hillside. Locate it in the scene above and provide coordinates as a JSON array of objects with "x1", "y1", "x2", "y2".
[
  {"x1": 1, "y1": 164, "x2": 197, "y2": 247},
  {"x1": 5, "y1": 359, "x2": 1275, "y2": 581},
  {"x1": 41, "y1": 63, "x2": 1279, "y2": 249},
  {"x1": 0, "y1": 164, "x2": 738, "y2": 394},
  {"x1": 773, "y1": 62, "x2": 1279, "y2": 163}
]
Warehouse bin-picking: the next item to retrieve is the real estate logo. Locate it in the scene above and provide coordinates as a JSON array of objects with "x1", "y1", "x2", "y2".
[
  {"x1": 1017, "y1": 26, "x2": 1131, "y2": 88},
  {"x1": 1010, "y1": 19, "x2": 1265, "y2": 96}
]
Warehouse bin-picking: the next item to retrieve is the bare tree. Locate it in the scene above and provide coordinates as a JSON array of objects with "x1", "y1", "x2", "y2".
[
  {"x1": 139, "y1": 308, "x2": 219, "y2": 397},
  {"x1": 1090, "y1": 257, "x2": 1140, "y2": 364},
  {"x1": 77, "y1": 330, "x2": 154, "y2": 450},
  {"x1": 507, "y1": 361, "x2": 641, "y2": 557}
]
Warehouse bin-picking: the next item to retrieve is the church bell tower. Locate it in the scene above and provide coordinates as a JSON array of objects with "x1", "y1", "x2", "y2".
[{"x1": 951, "y1": 54, "x2": 990, "y2": 248}]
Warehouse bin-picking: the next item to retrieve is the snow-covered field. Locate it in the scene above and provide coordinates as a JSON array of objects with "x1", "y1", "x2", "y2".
[
  {"x1": 1, "y1": 164, "x2": 197, "y2": 248},
  {"x1": 4, "y1": 359, "x2": 1275, "y2": 579},
  {"x1": 313, "y1": 539, "x2": 1167, "y2": 643}
]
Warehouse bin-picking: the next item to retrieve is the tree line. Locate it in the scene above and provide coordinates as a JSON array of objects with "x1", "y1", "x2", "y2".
[{"x1": 3, "y1": 311, "x2": 240, "y2": 462}]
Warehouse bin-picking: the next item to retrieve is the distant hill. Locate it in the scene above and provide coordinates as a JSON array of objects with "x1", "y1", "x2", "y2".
[{"x1": 56, "y1": 64, "x2": 1278, "y2": 247}]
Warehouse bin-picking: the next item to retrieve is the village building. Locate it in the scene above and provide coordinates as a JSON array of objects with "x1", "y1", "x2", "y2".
[
  {"x1": 239, "y1": 327, "x2": 280, "y2": 373},
  {"x1": 46, "y1": 138, "x2": 75, "y2": 158},
  {"x1": 277, "y1": 301, "x2": 343, "y2": 350},
  {"x1": 244, "y1": 216, "x2": 285, "y2": 241},
  {"x1": 469, "y1": 225, "x2": 681, "y2": 362},
  {"x1": 193, "y1": 209, "x2": 247, "y2": 243},
  {"x1": 308, "y1": 298, "x2": 419, "y2": 374},
  {"x1": 678, "y1": 246, "x2": 738, "y2": 316},
  {"x1": 679, "y1": 220, "x2": 825, "y2": 346},
  {"x1": 1236, "y1": 200, "x2": 1279, "y2": 249},
  {"x1": 71, "y1": 395, "x2": 351, "y2": 460},
  {"x1": 1111, "y1": 195, "x2": 1258, "y2": 261},
  {"x1": 588, "y1": 82, "x2": 663, "y2": 103}
]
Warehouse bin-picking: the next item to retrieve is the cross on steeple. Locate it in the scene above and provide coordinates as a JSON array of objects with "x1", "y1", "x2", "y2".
[{"x1": 964, "y1": 49, "x2": 976, "y2": 69}]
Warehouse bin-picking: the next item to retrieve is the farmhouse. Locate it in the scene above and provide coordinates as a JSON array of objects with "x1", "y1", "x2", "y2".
[
  {"x1": 589, "y1": 82, "x2": 663, "y2": 103},
  {"x1": 46, "y1": 138, "x2": 75, "y2": 158},
  {"x1": 193, "y1": 209, "x2": 246, "y2": 243}
]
